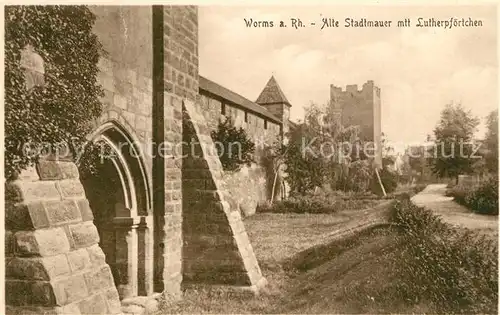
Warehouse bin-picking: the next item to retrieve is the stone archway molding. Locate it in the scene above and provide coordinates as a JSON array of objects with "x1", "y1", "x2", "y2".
[
  {"x1": 87, "y1": 119, "x2": 152, "y2": 215},
  {"x1": 85, "y1": 120, "x2": 155, "y2": 300}
]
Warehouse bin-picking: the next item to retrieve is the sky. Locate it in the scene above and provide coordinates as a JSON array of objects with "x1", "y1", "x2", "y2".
[{"x1": 198, "y1": 5, "x2": 497, "y2": 148}]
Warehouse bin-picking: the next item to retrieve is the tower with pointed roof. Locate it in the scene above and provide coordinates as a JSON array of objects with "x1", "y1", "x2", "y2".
[{"x1": 256, "y1": 76, "x2": 291, "y2": 139}]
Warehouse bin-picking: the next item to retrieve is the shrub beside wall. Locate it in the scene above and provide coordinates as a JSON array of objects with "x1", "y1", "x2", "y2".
[
  {"x1": 210, "y1": 118, "x2": 255, "y2": 172},
  {"x1": 389, "y1": 198, "x2": 498, "y2": 313},
  {"x1": 257, "y1": 192, "x2": 383, "y2": 214}
]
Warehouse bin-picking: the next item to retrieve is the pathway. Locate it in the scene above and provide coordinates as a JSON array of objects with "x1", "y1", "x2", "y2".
[{"x1": 411, "y1": 184, "x2": 498, "y2": 238}]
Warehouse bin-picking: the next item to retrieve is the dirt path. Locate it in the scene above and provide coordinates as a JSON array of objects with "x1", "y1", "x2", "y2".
[{"x1": 411, "y1": 184, "x2": 498, "y2": 238}]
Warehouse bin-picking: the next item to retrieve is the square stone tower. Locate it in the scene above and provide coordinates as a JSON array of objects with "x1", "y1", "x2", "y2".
[{"x1": 330, "y1": 80, "x2": 382, "y2": 168}]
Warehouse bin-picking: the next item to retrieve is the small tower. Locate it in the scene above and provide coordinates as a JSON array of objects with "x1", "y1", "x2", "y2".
[{"x1": 256, "y1": 76, "x2": 291, "y2": 137}]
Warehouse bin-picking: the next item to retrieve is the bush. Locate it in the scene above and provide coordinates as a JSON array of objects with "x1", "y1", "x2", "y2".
[
  {"x1": 336, "y1": 160, "x2": 372, "y2": 192},
  {"x1": 210, "y1": 118, "x2": 255, "y2": 172},
  {"x1": 448, "y1": 176, "x2": 498, "y2": 215},
  {"x1": 370, "y1": 167, "x2": 398, "y2": 196},
  {"x1": 257, "y1": 192, "x2": 382, "y2": 214},
  {"x1": 389, "y1": 198, "x2": 498, "y2": 313},
  {"x1": 465, "y1": 176, "x2": 498, "y2": 215}
]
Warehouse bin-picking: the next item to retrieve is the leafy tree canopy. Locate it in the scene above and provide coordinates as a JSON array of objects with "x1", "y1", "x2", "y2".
[{"x1": 430, "y1": 103, "x2": 480, "y2": 182}]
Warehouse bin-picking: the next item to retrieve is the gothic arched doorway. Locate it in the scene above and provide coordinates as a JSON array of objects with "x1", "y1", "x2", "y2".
[{"x1": 79, "y1": 121, "x2": 153, "y2": 300}]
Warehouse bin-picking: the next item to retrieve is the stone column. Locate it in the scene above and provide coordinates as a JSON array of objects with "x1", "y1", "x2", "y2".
[
  {"x1": 113, "y1": 217, "x2": 140, "y2": 299},
  {"x1": 137, "y1": 215, "x2": 154, "y2": 296},
  {"x1": 5, "y1": 160, "x2": 122, "y2": 314}
]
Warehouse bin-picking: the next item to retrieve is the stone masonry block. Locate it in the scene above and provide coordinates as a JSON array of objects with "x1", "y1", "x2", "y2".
[
  {"x1": 6, "y1": 257, "x2": 50, "y2": 281},
  {"x1": 69, "y1": 222, "x2": 100, "y2": 248},
  {"x1": 56, "y1": 179, "x2": 85, "y2": 199},
  {"x1": 15, "y1": 228, "x2": 70, "y2": 257},
  {"x1": 83, "y1": 265, "x2": 115, "y2": 293},
  {"x1": 78, "y1": 293, "x2": 109, "y2": 315},
  {"x1": 76, "y1": 199, "x2": 94, "y2": 222},
  {"x1": 5, "y1": 305, "x2": 64, "y2": 315},
  {"x1": 59, "y1": 302, "x2": 82, "y2": 315},
  {"x1": 36, "y1": 160, "x2": 63, "y2": 181},
  {"x1": 87, "y1": 244, "x2": 107, "y2": 267},
  {"x1": 57, "y1": 162, "x2": 80, "y2": 180},
  {"x1": 6, "y1": 202, "x2": 50, "y2": 230},
  {"x1": 104, "y1": 288, "x2": 122, "y2": 314},
  {"x1": 6, "y1": 280, "x2": 58, "y2": 306},
  {"x1": 52, "y1": 275, "x2": 89, "y2": 306},
  {"x1": 42, "y1": 254, "x2": 72, "y2": 279},
  {"x1": 66, "y1": 249, "x2": 92, "y2": 273},
  {"x1": 9, "y1": 181, "x2": 61, "y2": 202},
  {"x1": 44, "y1": 200, "x2": 82, "y2": 226}
]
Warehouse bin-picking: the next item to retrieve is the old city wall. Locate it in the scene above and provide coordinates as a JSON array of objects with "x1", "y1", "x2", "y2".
[
  {"x1": 197, "y1": 92, "x2": 282, "y2": 216},
  {"x1": 90, "y1": 7, "x2": 159, "y2": 303},
  {"x1": 91, "y1": 6, "x2": 154, "y2": 174},
  {"x1": 5, "y1": 6, "x2": 269, "y2": 314}
]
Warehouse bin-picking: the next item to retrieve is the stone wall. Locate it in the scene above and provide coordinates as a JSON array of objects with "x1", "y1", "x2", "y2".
[
  {"x1": 197, "y1": 92, "x2": 282, "y2": 215},
  {"x1": 197, "y1": 93, "x2": 281, "y2": 149},
  {"x1": 91, "y1": 6, "x2": 159, "y2": 302},
  {"x1": 91, "y1": 6, "x2": 154, "y2": 174},
  {"x1": 5, "y1": 161, "x2": 122, "y2": 315},
  {"x1": 154, "y1": 4, "x2": 200, "y2": 299}
]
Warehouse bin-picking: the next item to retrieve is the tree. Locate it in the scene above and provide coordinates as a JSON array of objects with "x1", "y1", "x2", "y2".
[
  {"x1": 484, "y1": 109, "x2": 498, "y2": 173},
  {"x1": 281, "y1": 102, "x2": 360, "y2": 195},
  {"x1": 430, "y1": 103, "x2": 480, "y2": 184},
  {"x1": 5, "y1": 6, "x2": 105, "y2": 179},
  {"x1": 210, "y1": 117, "x2": 255, "y2": 172}
]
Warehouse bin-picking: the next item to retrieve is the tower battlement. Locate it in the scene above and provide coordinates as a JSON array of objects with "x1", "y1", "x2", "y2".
[{"x1": 330, "y1": 80, "x2": 378, "y2": 95}]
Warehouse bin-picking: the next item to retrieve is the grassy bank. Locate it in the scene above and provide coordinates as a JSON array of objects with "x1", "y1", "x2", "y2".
[{"x1": 158, "y1": 196, "x2": 497, "y2": 314}]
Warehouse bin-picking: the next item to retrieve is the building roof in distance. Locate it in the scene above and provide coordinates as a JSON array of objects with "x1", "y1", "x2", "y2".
[
  {"x1": 199, "y1": 75, "x2": 282, "y2": 124},
  {"x1": 256, "y1": 76, "x2": 291, "y2": 107}
]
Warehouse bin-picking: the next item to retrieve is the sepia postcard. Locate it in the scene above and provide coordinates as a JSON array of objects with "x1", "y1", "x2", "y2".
[{"x1": 2, "y1": 2, "x2": 499, "y2": 314}]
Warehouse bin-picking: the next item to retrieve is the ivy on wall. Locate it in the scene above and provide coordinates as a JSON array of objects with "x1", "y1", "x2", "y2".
[{"x1": 5, "y1": 5, "x2": 105, "y2": 180}]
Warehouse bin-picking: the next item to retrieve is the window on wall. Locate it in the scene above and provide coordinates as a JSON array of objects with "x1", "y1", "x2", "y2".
[
  {"x1": 264, "y1": 120, "x2": 268, "y2": 129},
  {"x1": 221, "y1": 102, "x2": 226, "y2": 115}
]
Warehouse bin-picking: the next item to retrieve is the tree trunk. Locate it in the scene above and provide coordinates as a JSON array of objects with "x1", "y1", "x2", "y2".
[{"x1": 271, "y1": 169, "x2": 279, "y2": 202}]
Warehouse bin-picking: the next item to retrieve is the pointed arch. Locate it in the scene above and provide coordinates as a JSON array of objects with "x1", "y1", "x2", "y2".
[{"x1": 89, "y1": 119, "x2": 152, "y2": 216}]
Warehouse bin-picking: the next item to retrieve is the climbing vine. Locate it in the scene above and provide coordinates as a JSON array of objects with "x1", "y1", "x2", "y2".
[{"x1": 5, "y1": 5, "x2": 106, "y2": 179}]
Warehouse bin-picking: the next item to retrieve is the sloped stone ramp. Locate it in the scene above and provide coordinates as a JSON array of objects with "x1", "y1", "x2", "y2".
[{"x1": 181, "y1": 99, "x2": 267, "y2": 292}]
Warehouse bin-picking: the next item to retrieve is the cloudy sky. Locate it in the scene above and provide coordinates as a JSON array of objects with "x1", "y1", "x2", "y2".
[{"x1": 198, "y1": 5, "x2": 497, "y2": 147}]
